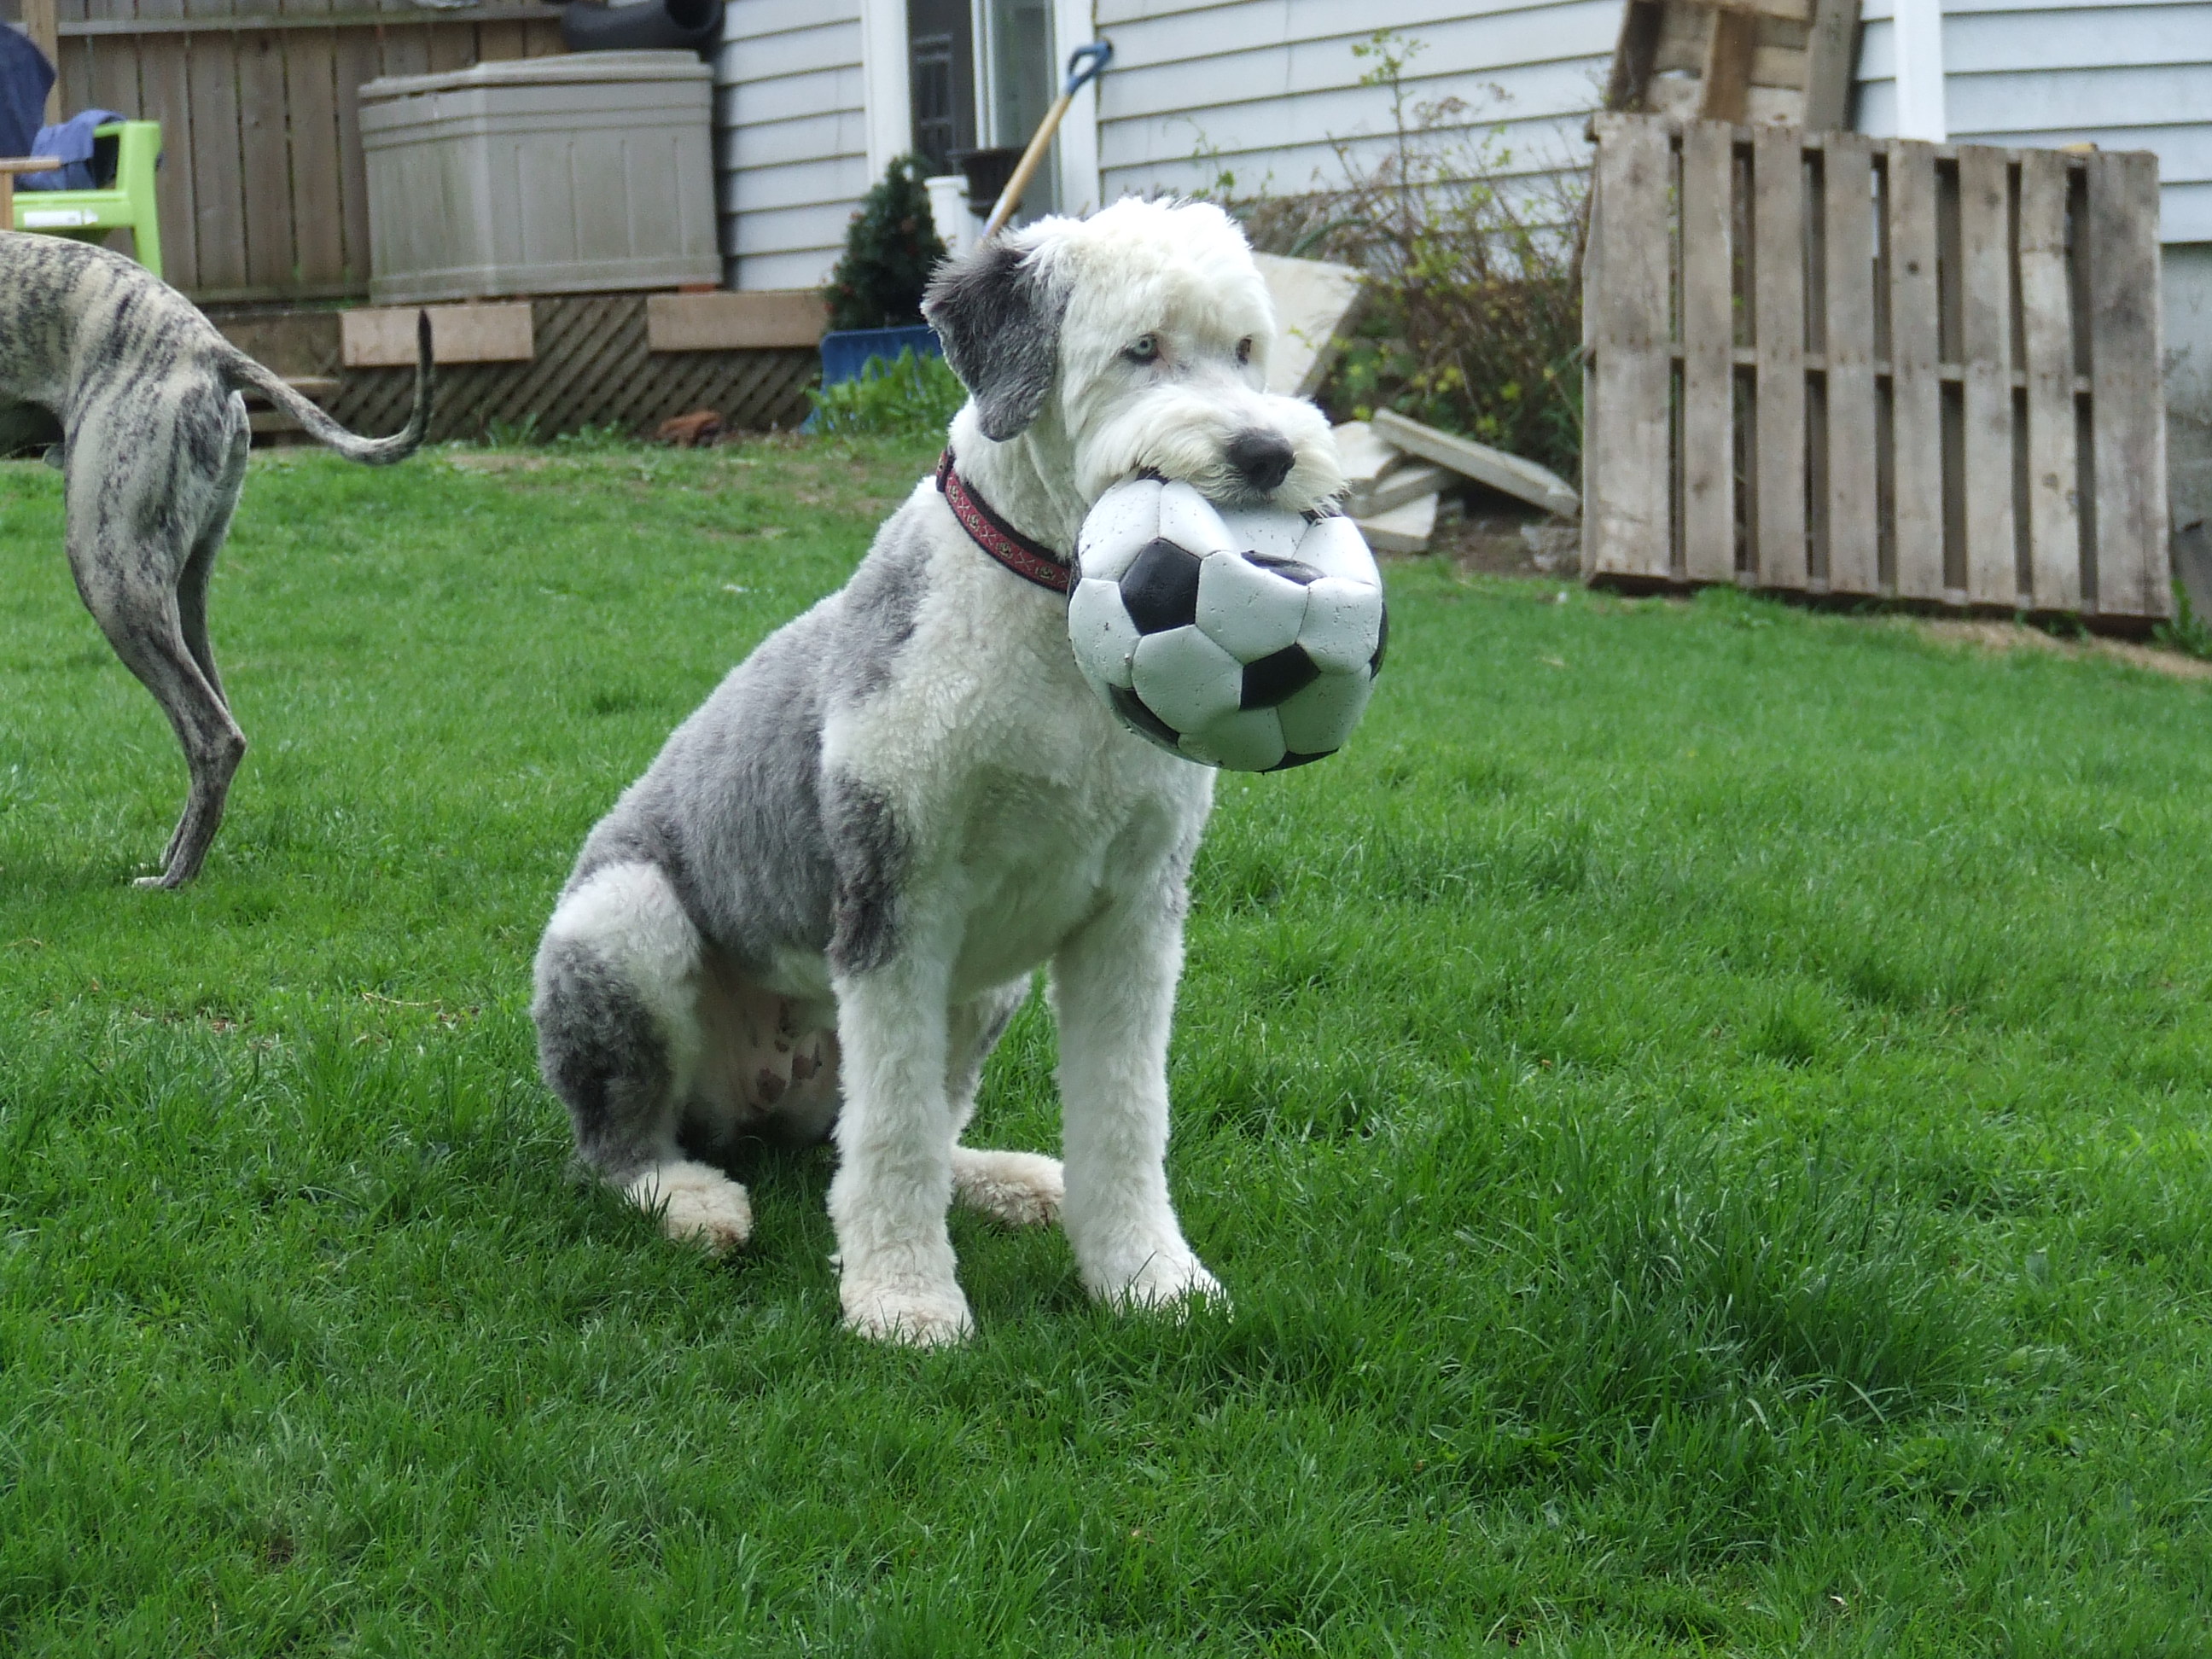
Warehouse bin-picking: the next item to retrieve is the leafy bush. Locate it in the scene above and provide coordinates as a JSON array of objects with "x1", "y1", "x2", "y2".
[
  {"x1": 1227, "y1": 32, "x2": 1587, "y2": 482},
  {"x1": 807, "y1": 347, "x2": 967, "y2": 436},
  {"x1": 824, "y1": 154, "x2": 949, "y2": 333}
]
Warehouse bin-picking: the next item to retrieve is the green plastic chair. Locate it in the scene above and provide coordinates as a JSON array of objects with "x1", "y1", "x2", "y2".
[{"x1": 10, "y1": 119, "x2": 163, "y2": 280}]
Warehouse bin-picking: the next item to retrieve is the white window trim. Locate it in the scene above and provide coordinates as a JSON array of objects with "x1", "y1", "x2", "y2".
[
  {"x1": 1052, "y1": 0, "x2": 1100, "y2": 217},
  {"x1": 859, "y1": 0, "x2": 912, "y2": 183}
]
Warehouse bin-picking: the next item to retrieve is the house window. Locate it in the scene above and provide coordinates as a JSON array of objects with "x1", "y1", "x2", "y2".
[
  {"x1": 906, "y1": 0, "x2": 975, "y2": 178},
  {"x1": 981, "y1": 0, "x2": 1056, "y2": 218}
]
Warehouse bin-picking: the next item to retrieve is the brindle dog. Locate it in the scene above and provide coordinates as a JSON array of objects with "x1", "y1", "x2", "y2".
[{"x1": 0, "y1": 232, "x2": 431, "y2": 886}]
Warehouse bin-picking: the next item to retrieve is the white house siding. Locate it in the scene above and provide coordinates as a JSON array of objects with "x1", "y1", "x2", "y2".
[
  {"x1": 1094, "y1": 0, "x2": 1625, "y2": 207},
  {"x1": 1852, "y1": 0, "x2": 2212, "y2": 242},
  {"x1": 715, "y1": 0, "x2": 873, "y2": 290}
]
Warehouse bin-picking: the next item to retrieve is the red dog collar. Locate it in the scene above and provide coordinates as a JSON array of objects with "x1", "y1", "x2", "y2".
[{"x1": 935, "y1": 450, "x2": 1070, "y2": 595}]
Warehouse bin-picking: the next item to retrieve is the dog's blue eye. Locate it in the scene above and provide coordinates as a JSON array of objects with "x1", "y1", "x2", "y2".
[{"x1": 1125, "y1": 335, "x2": 1160, "y2": 364}]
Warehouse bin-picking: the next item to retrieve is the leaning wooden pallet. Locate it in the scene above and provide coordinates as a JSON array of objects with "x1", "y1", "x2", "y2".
[
  {"x1": 1605, "y1": 0, "x2": 1862, "y2": 129},
  {"x1": 1581, "y1": 114, "x2": 2171, "y2": 625}
]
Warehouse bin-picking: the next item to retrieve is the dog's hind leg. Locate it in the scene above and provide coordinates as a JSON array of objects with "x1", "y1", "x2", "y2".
[
  {"x1": 174, "y1": 410, "x2": 252, "y2": 704},
  {"x1": 946, "y1": 980, "x2": 1063, "y2": 1227},
  {"x1": 533, "y1": 860, "x2": 753, "y2": 1252},
  {"x1": 64, "y1": 470, "x2": 247, "y2": 888}
]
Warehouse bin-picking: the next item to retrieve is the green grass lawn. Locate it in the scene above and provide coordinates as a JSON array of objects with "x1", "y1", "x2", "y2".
[{"x1": 3, "y1": 434, "x2": 2210, "y2": 1656}]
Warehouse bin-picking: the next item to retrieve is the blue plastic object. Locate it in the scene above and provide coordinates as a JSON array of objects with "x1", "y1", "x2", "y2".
[{"x1": 819, "y1": 324, "x2": 942, "y2": 387}]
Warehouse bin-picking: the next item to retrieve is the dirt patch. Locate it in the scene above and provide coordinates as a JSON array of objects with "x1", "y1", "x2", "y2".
[
  {"x1": 1428, "y1": 496, "x2": 1581, "y2": 578},
  {"x1": 1918, "y1": 618, "x2": 2212, "y2": 682}
]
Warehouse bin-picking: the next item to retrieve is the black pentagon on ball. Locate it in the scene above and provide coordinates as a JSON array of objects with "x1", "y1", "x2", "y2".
[
  {"x1": 1109, "y1": 681, "x2": 1184, "y2": 750},
  {"x1": 1120, "y1": 537, "x2": 1204, "y2": 633},
  {"x1": 1371, "y1": 602, "x2": 1389, "y2": 675},
  {"x1": 1266, "y1": 749, "x2": 1336, "y2": 771},
  {"x1": 1241, "y1": 643, "x2": 1320, "y2": 710},
  {"x1": 1246, "y1": 551, "x2": 1324, "y2": 586}
]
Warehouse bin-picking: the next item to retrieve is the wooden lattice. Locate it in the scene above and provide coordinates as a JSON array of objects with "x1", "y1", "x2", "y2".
[
  {"x1": 1582, "y1": 114, "x2": 2170, "y2": 621},
  {"x1": 323, "y1": 292, "x2": 817, "y2": 442}
]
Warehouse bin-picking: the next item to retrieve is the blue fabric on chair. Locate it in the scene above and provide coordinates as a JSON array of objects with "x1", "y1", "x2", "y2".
[
  {"x1": 0, "y1": 26, "x2": 57, "y2": 160},
  {"x1": 24, "y1": 108, "x2": 125, "y2": 189}
]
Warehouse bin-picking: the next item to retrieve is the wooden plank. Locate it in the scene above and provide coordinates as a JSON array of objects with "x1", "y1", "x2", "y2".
[
  {"x1": 85, "y1": 41, "x2": 146, "y2": 262},
  {"x1": 238, "y1": 29, "x2": 296, "y2": 291},
  {"x1": 1679, "y1": 121, "x2": 1736, "y2": 579},
  {"x1": 1956, "y1": 145, "x2": 2017, "y2": 605},
  {"x1": 1802, "y1": 0, "x2": 1863, "y2": 131},
  {"x1": 282, "y1": 29, "x2": 348, "y2": 288},
  {"x1": 22, "y1": 0, "x2": 61, "y2": 123},
  {"x1": 184, "y1": 33, "x2": 248, "y2": 292},
  {"x1": 1697, "y1": 11, "x2": 1758, "y2": 123},
  {"x1": 647, "y1": 290, "x2": 829, "y2": 352},
  {"x1": 2017, "y1": 149, "x2": 2080, "y2": 610},
  {"x1": 1604, "y1": 0, "x2": 1665, "y2": 109},
  {"x1": 1820, "y1": 135, "x2": 1880, "y2": 595},
  {"x1": 377, "y1": 24, "x2": 431, "y2": 79},
  {"x1": 132, "y1": 17, "x2": 199, "y2": 292},
  {"x1": 342, "y1": 302, "x2": 534, "y2": 366},
  {"x1": 1371, "y1": 408, "x2": 1580, "y2": 518},
  {"x1": 1886, "y1": 143, "x2": 1944, "y2": 599},
  {"x1": 523, "y1": 17, "x2": 564, "y2": 56},
  {"x1": 476, "y1": 18, "x2": 527, "y2": 61},
  {"x1": 1585, "y1": 116, "x2": 1676, "y2": 578},
  {"x1": 59, "y1": 5, "x2": 552, "y2": 32},
  {"x1": 333, "y1": 26, "x2": 381, "y2": 288},
  {"x1": 1752, "y1": 123, "x2": 1807, "y2": 589},
  {"x1": 2086, "y1": 150, "x2": 2168, "y2": 620},
  {"x1": 428, "y1": 18, "x2": 472, "y2": 72}
]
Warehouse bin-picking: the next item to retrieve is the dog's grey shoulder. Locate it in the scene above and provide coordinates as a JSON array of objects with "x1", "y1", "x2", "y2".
[{"x1": 568, "y1": 492, "x2": 941, "y2": 969}]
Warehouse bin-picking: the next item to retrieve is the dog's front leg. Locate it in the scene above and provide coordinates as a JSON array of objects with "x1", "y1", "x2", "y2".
[
  {"x1": 828, "y1": 944, "x2": 971, "y2": 1346},
  {"x1": 1053, "y1": 900, "x2": 1224, "y2": 1313}
]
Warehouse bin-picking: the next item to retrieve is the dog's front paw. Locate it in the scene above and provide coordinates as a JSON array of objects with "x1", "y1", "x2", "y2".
[
  {"x1": 625, "y1": 1163, "x2": 753, "y2": 1254},
  {"x1": 841, "y1": 1274, "x2": 975, "y2": 1347},
  {"x1": 952, "y1": 1148, "x2": 1064, "y2": 1227},
  {"x1": 1092, "y1": 1250, "x2": 1228, "y2": 1317}
]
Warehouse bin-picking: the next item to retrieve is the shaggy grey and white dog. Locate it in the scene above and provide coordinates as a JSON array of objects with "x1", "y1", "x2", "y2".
[
  {"x1": 0, "y1": 232, "x2": 432, "y2": 887},
  {"x1": 532, "y1": 199, "x2": 1343, "y2": 1345}
]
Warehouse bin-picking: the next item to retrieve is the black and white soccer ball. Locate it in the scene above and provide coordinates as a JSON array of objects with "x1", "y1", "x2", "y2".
[{"x1": 1068, "y1": 478, "x2": 1387, "y2": 771}]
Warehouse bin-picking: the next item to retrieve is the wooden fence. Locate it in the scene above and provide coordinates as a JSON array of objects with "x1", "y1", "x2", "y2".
[
  {"x1": 18, "y1": 0, "x2": 565, "y2": 302},
  {"x1": 1582, "y1": 114, "x2": 2171, "y2": 622}
]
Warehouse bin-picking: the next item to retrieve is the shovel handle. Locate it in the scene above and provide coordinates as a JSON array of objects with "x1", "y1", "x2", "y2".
[{"x1": 983, "y1": 39, "x2": 1113, "y2": 238}]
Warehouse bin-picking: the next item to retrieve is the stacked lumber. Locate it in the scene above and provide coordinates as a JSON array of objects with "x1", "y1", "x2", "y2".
[{"x1": 1332, "y1": 413, "x2": 1580, "y2": 554}]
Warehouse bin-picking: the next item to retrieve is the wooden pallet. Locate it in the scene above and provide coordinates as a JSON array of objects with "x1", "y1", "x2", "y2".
[
  {"x1": 212, "y1": 292, "x2": 818, "y2": 444},
  {"x1": 1606, "y1": 0, "x2": 1861, "y2": 131},
  {"x1": 1581, "y1": 114, "x2": 2170, "y2": 622}
]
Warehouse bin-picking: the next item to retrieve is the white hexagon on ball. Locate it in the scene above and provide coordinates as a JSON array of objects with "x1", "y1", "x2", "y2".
[
  {"x1": 1068, "y1": 577, "x2": 1142, "y2": 689},
  {"x1": 1195, "y1": 548, "x2": 1310, "y2": 661},
  {"x1": 1075, "y1": 477, "x2": 1165, "y2": 583},
  {"x1": 1182, "y1": 707, "x2": 1289, "y2": 771},
  {"x1": 1276, "y1": 668, "x2": 1375, "y2": 756},
  {"x1": 1297, "y1": 576, "x2": 1385, "y2": 674},
  {"x1": 1131, "y1": 626, "x2": 1243, "y2": 731}
]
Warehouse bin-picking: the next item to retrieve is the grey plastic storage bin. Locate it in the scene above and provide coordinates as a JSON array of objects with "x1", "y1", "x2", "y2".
[{"x1": 358, "y1": 50, "x2": 719, "y2": 304}]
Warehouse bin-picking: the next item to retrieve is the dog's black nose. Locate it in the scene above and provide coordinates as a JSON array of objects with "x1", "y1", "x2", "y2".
[{"x1": 1226, "y1": 429, "x2": 1296, "y2": 492}]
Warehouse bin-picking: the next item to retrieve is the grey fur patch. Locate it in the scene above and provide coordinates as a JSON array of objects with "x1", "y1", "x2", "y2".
[
  {"x1": 825, "y1": 775, "x2": 905, "y2": 975},
  {"x1": 923, "y1": 239, "x2": 1068, "y2": 441},
  {"x1": 837, "y1": 507, "x2": 931, "y2": 700},
  {"x1": 533, "y1": 935, "x2": 676, "y2": 1182}
]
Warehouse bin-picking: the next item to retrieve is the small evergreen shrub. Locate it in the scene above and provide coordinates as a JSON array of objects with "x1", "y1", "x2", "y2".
[
  {"x1": 824, "y1": 155, "x2": 950, "y2": 332},
  {"x1": 807, "y1": 348, "x2": 968, "y2": 436}
]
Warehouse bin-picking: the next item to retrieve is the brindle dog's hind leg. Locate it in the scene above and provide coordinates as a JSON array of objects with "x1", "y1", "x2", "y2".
[{"x1": 64, "y1": 399, "x2": 249, "y2": 888}]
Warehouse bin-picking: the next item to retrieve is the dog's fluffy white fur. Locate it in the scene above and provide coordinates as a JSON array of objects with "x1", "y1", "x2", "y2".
[{"x1": 532, "y1": 199, "x2": 1342, "y2": 1344}]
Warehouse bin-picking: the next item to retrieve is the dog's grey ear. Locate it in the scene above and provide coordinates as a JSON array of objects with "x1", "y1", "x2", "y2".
[{"x1": 923, "y1": 239, "x2": 1068, "y2": 441}]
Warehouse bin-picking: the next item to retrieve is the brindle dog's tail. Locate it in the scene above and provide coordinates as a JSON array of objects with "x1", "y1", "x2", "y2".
[{"x1": 218, "y1": 310, "x2": 434, "y2": 465}]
